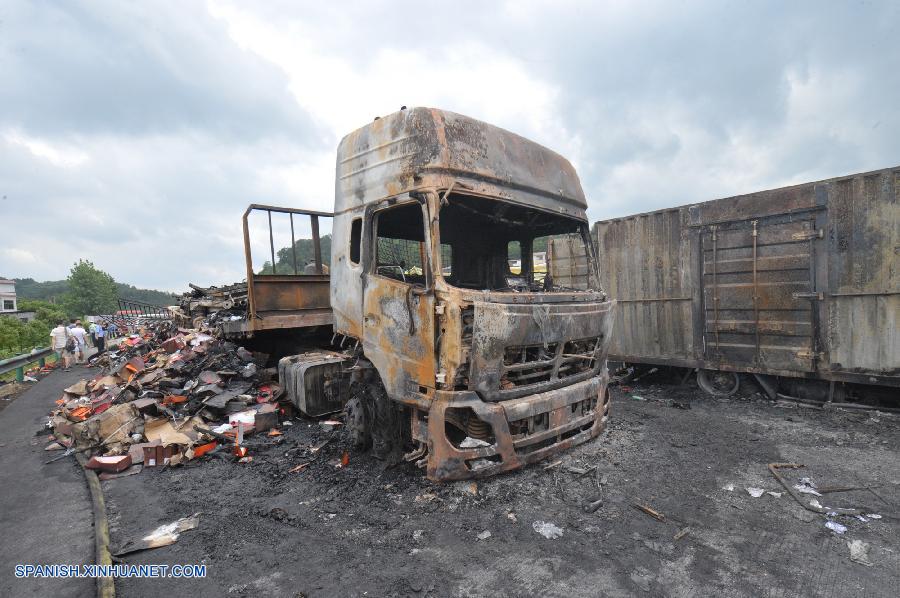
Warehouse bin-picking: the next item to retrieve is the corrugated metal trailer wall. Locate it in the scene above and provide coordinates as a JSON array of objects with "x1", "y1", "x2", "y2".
[
  {"x1": 825, "y1": 171, "x2": 899, "y2": 382},
  {"x1": 592, "y1": 209, "x2": 695, "y2": 366},
  {"x1": 589, "y1": 165, "x2": 899, "y2": 388}
]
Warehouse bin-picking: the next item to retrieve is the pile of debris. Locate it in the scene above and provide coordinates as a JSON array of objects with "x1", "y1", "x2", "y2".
[
  {"x1": 46, "y1": 321, "x2": 288, "y2": 478},
  {"x1": 171, "y1": 282, "x2": 248, "y2": 329}
]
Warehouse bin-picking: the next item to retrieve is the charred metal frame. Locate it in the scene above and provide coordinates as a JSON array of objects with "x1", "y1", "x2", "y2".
[{"x1": 233, "y1": 204, "x2": 334, "y2": 336}]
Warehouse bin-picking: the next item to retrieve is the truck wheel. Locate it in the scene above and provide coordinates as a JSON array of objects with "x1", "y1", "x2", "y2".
[
  {"x1": 345, "y1": 396, "x2": 370, "y2": 449},
  {"x1": 697, "y1": 369, "x2": 740, "y2": 397}
]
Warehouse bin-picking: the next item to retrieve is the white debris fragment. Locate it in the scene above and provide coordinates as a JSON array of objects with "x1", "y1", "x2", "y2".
[
  {"x1": 459, "y1": 436, "x2": 491, "y2": 448},
  {"x1": 476, "y1": 530, "x2": 492, "y2": 541},
  {"x1": 825, "y1": 521, "x2": 847, "y2": 535},
  {"x1": 412, "y1": 529, "x2": 424, "y2": 542},
  {"x1": 766, "y1": 491, "x2": 783, "y2": 498},
  {"x1": 746, "y1": 487, "x2": 765, "y2": 498},
  {"x1": 809, "y1": 499, "x2": 824, "y2": 510},
  {"x1": 722, "y1": 484, "x2": 735, "y2": 492},
  {"x1": 848, "y1": 540, "x2": 873, "y2": 566},
  {"x1": 468, "y1": 458, "x2": 494, "y2": 471},
  {"x1": 141, "y1": 513, "x2": 201, "y2": 546},
  {"x1": 866, "y1": 514, "x2": 882, "y2": 520},
  {"x1": 794, "y1": 478, "x2": 822, "y2": 496},
  {"x1": 532, "y1": 521, "x2": 564, "y2": 539}
]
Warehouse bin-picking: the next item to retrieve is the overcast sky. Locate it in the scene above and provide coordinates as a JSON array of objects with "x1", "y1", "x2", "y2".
[{"x1": 2, "y1": 0, "x2": 898, "y2": 291}]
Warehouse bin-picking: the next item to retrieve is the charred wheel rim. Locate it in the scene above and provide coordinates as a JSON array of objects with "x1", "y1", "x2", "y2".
[{"x1": 696, "y1": 369, "x2": 740, "y2": 397}]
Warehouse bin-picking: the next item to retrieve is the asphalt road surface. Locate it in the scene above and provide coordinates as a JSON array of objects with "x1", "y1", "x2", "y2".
[
  {"x1": 4, "y1": 369, "x2": 899, "y2": 597},
  {"x1": 0, "y1": 365, "x2": 98, "y2": 598}
]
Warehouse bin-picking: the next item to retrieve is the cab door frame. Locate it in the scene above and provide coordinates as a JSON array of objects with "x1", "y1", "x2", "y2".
[{"x1": 361, "y1": 196, "x2": 436, "y2": 400}]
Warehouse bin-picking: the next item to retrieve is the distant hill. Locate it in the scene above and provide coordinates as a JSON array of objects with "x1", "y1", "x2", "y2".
[{"x1": 13, "y1": 278, "x2": 177, "y2": 307}]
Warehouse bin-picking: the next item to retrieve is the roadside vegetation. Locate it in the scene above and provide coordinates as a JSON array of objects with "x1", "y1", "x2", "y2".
[{"x1": 2, "y1": 260, "x2": 170, "y2": 359}]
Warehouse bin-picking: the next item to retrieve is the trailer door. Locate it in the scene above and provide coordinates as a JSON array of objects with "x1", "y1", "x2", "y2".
[{"x1": 701, "y1": 215, "x2": 820, "y2": 373}]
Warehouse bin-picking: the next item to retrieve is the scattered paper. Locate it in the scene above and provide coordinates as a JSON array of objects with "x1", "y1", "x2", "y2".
[
  {"x1": 825, "y1": 521, "x2": 847, "y2": 535},
  {"x1": 746, "y1": 487, "x2": 765, "y2": 498},
  {"x1": 848, "y1": 540, "x2": 873, "y2": 566},
  {"x1": 794, "y1": 477, "x2": 822, "y2": 496},
  {"x1": 866, "y1": 514, "x2": 882, "y2": 520},
  {"x1": 64, "y1": 380, "x2": 89, "y2": 395},
  {"x1": 476, "y1": 530, "x2": 492, "y2": 540},
  {"x1": 532, "y1": 521, "x2": 564, "y2": 539},
  {"x1": 144, "y1": 418, "x2": 192, "y2": 446},
  {"x1": 113, "y1": 513, "x2": 200, "y2": 556},
  {"x1": 722, "y1": 484, "x2": 735, "y2": 492},
  {"x1": 766, "y1": 491, "x2": 783, "y2": 498}
]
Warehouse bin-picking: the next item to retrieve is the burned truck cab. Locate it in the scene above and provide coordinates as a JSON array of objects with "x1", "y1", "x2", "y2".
[{"x1": 330, "y1": 107, "x2": 615, "y2": 481}]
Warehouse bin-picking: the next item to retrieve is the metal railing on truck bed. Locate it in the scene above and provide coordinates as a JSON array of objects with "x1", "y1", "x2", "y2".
[{"x1": 224, "y1": 204, "x2": 334, "y2": 337}]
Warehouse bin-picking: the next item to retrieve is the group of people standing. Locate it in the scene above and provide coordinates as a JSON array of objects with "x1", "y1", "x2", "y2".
[{"x1": 49, "y1": 318, "x2": 117, "y2": 372}]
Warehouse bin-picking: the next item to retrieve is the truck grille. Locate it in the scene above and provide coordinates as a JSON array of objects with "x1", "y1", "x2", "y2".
[{"x1": 500, "y1": 337, "x2": 600, "y2": 390}]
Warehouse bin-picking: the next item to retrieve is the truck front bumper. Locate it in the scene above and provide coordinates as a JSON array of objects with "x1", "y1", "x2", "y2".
[{"x1": 424, "y1": 373, "x2": 610, "y2": 482}]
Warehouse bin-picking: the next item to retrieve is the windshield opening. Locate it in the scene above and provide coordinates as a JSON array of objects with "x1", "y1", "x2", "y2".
[{"x1": 438, "y1": 193, "x2": 598, "y2": 292}]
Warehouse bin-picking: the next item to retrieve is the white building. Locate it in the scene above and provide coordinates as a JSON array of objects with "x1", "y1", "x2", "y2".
[{"x1": 0, "y1": 279, "x2": 16, "y2": 312}]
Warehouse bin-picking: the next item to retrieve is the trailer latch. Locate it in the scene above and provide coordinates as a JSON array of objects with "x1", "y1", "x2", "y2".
[{"x1": 792, "y1": 292, "x2": 824, "y2": 301}]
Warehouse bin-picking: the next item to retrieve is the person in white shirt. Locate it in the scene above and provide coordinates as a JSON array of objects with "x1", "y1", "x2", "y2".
[
  {"x1": 49, "y1": 320, "x2": 72, "y2": 370},
  {"x1": 69, "y1": 320, "x2": 88, "y2": 364}
]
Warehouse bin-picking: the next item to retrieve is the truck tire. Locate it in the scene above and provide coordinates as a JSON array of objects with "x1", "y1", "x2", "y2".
[
  {"x1": 345, "y1": 396, "x2": 370, "y2": 449},
  {"x1": 697, "y1": 369, "x2": 740, "y2": 397},
  {"x1": 368, "y1": 383, "x2": 403, "y2": 464}
]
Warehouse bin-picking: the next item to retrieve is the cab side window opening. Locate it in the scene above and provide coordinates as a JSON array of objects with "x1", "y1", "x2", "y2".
[
  {"x1": 438, "y1": 193, "x2": 597, "y2": 292},
  {"x1": 374, "y1": 203, "x2": 427, "y2": 285},
  {"x1": 349, "y1": 217, "x2": 362, "y2": 264},
  {"x1": 440, "y1": 243, "x2": 452, "y2": 278}
]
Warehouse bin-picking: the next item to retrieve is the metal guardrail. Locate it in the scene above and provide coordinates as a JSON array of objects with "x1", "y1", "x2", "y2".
[
  {"x1": 0, "y1": 347, "x2": 55, "y2": 381},
  {"x1": 116, "y1": 298, "x2": 172, "y2": 319}
]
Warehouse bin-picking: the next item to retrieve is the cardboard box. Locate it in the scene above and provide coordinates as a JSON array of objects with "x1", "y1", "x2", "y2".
[
  {"x1": 254, "y1": 403, "x2": 278, "y2": 432},
  {"x1": 85, "y1": 454, "x2": 132, "y2": 473},
  {"x1": 143, "y1": 444, "x2": 181, "y2": 468}
]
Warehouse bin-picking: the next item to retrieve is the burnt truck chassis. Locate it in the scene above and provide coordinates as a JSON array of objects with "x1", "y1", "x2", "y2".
[
  {"x1": 280, "y1": 107, "x2": 616, "y2": 482},
  {"x1": 287, "y1": 189, "x2": 616, "y2": 482}
]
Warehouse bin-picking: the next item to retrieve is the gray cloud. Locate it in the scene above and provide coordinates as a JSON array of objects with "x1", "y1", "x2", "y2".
[
  {"x1": 2, "y1": 0, "x2": 898, "y2": 291},
  {"x1": 0, "y1": 1, "x2": 319, "y2": 141}
]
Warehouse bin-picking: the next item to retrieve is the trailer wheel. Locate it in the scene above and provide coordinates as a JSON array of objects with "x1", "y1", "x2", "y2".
[
  {"x1": 697, "y1": 369, "x2": 740, "y2": 397},
  {"x1": 345, "y1": 396, "x2": 370, "y2": 449}
]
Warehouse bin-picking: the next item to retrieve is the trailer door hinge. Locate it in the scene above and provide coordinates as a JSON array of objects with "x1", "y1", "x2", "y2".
[
  {"x1": 792, "y1": 291, "x2": 824, "y2": 301},
  {"x1": 792, "y1": 229, "x2": 824, "y2": 241}
]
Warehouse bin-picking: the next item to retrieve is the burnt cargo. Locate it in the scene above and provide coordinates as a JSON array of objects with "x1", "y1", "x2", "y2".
[{"x1": 587, "y1": 166, "x2": 898, "y2": 390}]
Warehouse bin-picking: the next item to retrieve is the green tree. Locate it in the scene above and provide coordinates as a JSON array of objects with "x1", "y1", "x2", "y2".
[
  {"x1": 63, "y1": 260, "x2": 118, "y2": 316},
  {"x1": 18, "y1": 299, "x2": 68, "y2": 324},
  {"x1": 259, "y1": 235, "x2": 332, "y2": 274},
  {"x1": 0, "y1": 317, "x2": 25, "y2": 359}
]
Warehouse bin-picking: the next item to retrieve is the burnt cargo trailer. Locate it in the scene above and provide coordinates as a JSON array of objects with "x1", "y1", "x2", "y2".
[{"x1": 589, "y1": 166, "x2": 899, "y2": 400}]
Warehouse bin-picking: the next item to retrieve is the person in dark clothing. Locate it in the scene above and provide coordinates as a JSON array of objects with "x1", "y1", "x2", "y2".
[{"x1": 95, "y1": 321, "x2": 107, "y2": 353}]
